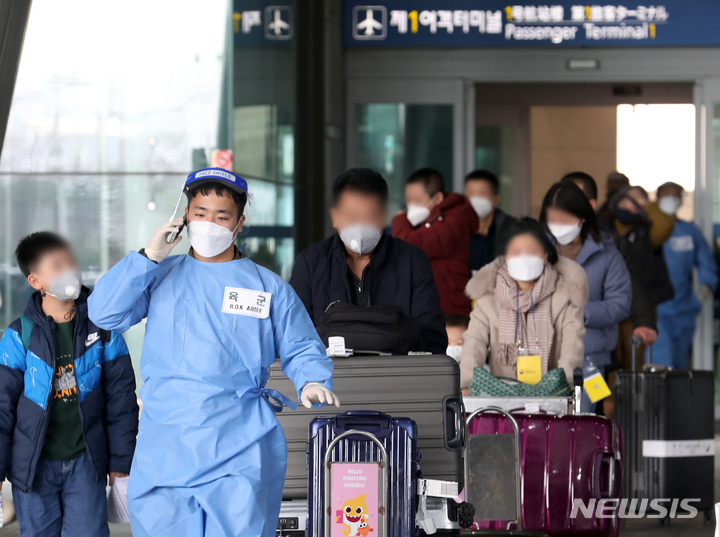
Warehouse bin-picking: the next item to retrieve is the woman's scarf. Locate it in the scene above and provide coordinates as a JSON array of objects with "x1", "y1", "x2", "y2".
[{"x1": 495, "y1": 262, "x2": 558, "y2": 371}]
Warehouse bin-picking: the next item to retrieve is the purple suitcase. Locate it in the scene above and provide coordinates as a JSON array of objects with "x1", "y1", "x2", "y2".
[{"x1": 465, "y1": 407, "x2": 623, "y2": 537}]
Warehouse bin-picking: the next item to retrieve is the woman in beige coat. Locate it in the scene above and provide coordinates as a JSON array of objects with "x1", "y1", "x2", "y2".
[{"x1": 460, "y1": 218, "x2": 589, "y2": 391}]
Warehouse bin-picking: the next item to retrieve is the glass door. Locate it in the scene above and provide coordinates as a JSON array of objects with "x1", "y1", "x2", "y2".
[
  {"x1": 474, "y1": 102, "x2": 529, "y2": 218},
  {"x1": 347, "y1": 79, "x2": 465, "y2": 217},
  {"x1": 693, "y1": 78, "x2": 720, "y2": 377}
]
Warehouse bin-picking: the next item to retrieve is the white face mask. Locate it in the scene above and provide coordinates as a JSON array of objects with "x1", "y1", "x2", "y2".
[
  {"x1": 507, "y1": 254, "x2": 545, "y2": 282},
  {"x1": 188, "y1": 220, "x2": 239, "y2": 258},
  {"x1": 658, "y1": 196, "x2": 681, "y2": 215},
  {"x1": 406, "y1": 204, "x2": 431, "y2": 227},
  {"x1": 340, "y1": 225, "x2": 382, "y2": 255},
  {"x1": 406, "y1": 195, "x2": 436, "y2": 227},
  {"x1": 470, "y1": 196, "x2": 493, "y2": 218},
  {"x1": 547, "y1": 221, "x2": 582, "y2": 246},
  {"x1": 446, "y1": 345, "x2": 463, "y2": 362},
  {"x1": 40, "y1": 269, "x2": 82, "y2": 302}
]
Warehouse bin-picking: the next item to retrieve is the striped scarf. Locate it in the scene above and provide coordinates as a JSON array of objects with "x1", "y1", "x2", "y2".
[{"x1": 495, "y1": 262, "x2": 558, "y2": 371}]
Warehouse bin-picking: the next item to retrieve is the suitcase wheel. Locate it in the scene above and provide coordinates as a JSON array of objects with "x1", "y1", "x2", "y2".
[{"x1": 457, "y1": 502, "x2": 476, "y2": 529}]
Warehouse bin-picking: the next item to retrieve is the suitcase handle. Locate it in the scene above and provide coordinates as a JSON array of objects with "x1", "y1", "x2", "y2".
[
  {"x1": 573, "y1": 367, "x2": 583, "y2": 389},
  {"x1": 593, "y1": 453, "x2": 620, "y2": 499},
  {"x1": 444, "y1": 397, "x2": 464, "y2": 451},
  {"x1": 334, "y1": 410, "x2": 391, "y2": 432},
  {"x1": 631, "y1": 335, "x2": 653, "y2": 372}
]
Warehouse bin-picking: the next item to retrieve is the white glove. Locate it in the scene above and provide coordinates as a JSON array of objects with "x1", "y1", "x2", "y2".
[
  {"x1": 300, "y1": 382, "x2": 340, "y2": 409},
  {"x1": 698, "y1": 284, "x2": 713, "y2": 302},
  {"x1": 145, "y1": 218, "x2": 184, "y2": 263}
]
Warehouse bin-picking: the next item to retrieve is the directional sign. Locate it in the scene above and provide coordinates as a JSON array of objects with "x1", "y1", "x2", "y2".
[
  {"x1": 343, "y1": 0, "x2": 720, "y2": 47},
  {"x1": 234, "y1": 0, "x2": 293, "y2": 47}
]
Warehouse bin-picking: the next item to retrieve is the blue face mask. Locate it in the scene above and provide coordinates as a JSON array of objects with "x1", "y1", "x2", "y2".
[{"x1": 615, "y1": 208, "x2": 643, "y2": 226}]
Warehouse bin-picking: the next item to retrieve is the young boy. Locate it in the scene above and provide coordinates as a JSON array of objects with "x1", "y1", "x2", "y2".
[
  {"x1": 445, "y1": 314, "x2": 469, "y2": 362},
  {"x1": 0, "y1": 232, "x2": 138, "y2": 537}
]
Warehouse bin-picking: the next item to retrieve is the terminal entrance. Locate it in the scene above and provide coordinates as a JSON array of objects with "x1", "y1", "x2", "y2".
[
  {"x1": 350, "y1": 81, "x2": 695, "y2": 218},
  {"x1": 348, "y1": 77, "x2": 716, "y2": 378},
  {"x1": 473, "y1": 82, "x2": 695, "y2": 217}
]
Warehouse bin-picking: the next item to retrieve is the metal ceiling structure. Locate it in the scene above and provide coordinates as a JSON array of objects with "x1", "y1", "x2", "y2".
[{"x1": 0, "y1": 0, "x2": 31, "y2": 157}]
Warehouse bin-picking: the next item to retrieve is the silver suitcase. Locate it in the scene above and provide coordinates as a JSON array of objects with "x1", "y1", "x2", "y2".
[{"x1": 267, "y1": 354, "x2": 464, "y2": 500}]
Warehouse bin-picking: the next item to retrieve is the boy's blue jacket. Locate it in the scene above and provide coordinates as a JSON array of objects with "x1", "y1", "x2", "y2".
[{"x1": 0, "y1": 287, "x2": 138, "y2": 491}]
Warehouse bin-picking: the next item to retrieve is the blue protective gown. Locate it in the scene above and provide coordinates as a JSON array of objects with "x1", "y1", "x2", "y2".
[
  {"x1": 88, "y1": 251, "x2": 334, "y2": 537},
  {"x1": 656, "y1": 220, "x2": 718, "y2": 368}
]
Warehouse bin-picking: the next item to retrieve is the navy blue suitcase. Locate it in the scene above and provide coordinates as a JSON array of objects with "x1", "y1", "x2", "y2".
[{"x1": 307, "y1": 411, "x2": 420, "y2": 537}]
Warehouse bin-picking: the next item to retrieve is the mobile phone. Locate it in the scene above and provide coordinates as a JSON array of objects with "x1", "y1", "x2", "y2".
[{"x1": 167, "y1": 215, "x2": 187, "y2": 244}]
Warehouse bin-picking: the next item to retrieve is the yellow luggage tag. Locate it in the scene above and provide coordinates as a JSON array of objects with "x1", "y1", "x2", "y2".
[
  {"x1": 517, "y1": 346, "x2": 542, "y2": 386},
  {"x1": 583, "y1": 371, "x2": 611, "y2": 403}
]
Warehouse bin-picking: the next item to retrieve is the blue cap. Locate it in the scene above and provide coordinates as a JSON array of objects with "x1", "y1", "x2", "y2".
[{"x1": 184, "y1": 167, "x2": 248, "y2": 195}]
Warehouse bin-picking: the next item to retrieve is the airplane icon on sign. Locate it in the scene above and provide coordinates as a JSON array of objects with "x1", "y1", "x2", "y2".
[
  {"x1": 264, "y1": 6, "x2": 292, "y2": 40},
  {"x1": 357, "y1": 8, "x2": 383, "y2": 35},
  {"x1": 352, "y1": 6, "x2": 387, "y2": 40},
  {"x1": 268, "y1": 9, "x2": 289, "y2": 35}
]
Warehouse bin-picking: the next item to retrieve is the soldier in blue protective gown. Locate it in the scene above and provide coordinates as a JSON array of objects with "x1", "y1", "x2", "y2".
[
  {"x1": 88, "y1": 168, "x2": 338, "y2": 537},
  {"x1": 655, "y1": 182, "x2": 717, "y2": 368}
]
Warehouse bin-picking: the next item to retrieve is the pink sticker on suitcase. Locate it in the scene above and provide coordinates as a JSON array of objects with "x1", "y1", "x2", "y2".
[{"x1": 331, "y1": 462, "x2": 380, "y2": 537}]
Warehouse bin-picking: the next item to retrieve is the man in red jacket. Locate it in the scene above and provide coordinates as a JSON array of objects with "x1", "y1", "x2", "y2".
[{"x1": 392, "y1": 167, "x2": 478, "y2": 316}]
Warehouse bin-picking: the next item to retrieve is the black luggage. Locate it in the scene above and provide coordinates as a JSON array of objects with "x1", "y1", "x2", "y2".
[
  {"x1": 266, "y1": 354, "x2": 464, "y2": 499},
  {"x1": 615, "y1": 336, "x2": 714, "y2": 518}
]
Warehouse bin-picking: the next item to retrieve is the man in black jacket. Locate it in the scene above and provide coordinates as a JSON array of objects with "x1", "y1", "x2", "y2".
[{"x1": 290, "y1": 168, "x2": 447, "y2": 354}]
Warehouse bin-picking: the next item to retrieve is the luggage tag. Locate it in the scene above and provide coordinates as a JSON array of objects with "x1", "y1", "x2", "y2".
[
  {"x1": 327, "y1": 336, "x2": 352, "y2": 357},
  {"x1": 416, "y1": 478, "x2": 459, "y2": 499},
  {"x1": 583, "y1": 359, "x2": 611, "y2": 403},
  {"x1": 516, "y1": 345, "x2": 542, "y2": 386}
]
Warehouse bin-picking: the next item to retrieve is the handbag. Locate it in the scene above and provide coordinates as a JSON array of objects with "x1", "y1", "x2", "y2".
[
  {"x1": 469, "y1": 366, "x2": 571, "y2": 397},
  {"x1": 315, "y1": 301, "x2": 422, "y2": 355}
]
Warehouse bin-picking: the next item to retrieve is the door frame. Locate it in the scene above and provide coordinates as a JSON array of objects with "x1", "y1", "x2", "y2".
[
  {"x1": 346, "y1": 77, "x2": 466, "y2": 191},
  {"x1": 693, "y1": 77, "x2": 720, "y2": 371}
]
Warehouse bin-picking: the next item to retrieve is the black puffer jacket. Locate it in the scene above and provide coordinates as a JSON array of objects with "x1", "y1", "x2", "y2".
[{"x1": 615, "y1": 235, "x2": 657, "y2": 331}]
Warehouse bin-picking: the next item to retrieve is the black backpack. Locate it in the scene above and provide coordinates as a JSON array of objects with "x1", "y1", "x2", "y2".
[{"x1": 315, "y1": 301, "x2": 422, "y2": 355}]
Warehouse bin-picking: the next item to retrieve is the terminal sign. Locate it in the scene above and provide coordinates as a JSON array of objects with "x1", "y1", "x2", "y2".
[
  {"x1": 234, "y1": 0, "x2": 293, "y2": 47},
  {"x1": 343, "y1": 0, "x2": 720, "y2": 47}
]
